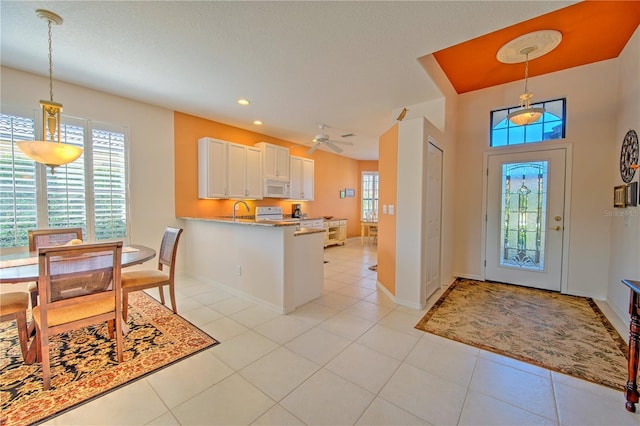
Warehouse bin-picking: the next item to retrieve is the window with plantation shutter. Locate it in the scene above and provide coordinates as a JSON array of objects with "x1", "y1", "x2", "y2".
[
  {"x1": 0, "y1": 111, "x2": 129, "y2": 248},
  {"x1": 92, "y1": 129, "x2": 127, "y2": 240},
  {"x1": 0, "y1": 114, "x2": 38, "y2": 248}
]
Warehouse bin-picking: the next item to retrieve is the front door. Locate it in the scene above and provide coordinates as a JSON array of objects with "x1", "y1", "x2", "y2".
[{"x1": 485, "y1": 148, "x2": 567, "y2": 291}]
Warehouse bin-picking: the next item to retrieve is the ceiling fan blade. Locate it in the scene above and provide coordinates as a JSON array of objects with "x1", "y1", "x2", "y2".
[
  {"x1": 307, "y1": 143, "x2": 319, "y2": 155},
  {"x1": 325, "y1": 141, "x2": 343, "y2": 153},
  {"x1": 329, "y1": 140, "x2": 354, "y2": 146}
]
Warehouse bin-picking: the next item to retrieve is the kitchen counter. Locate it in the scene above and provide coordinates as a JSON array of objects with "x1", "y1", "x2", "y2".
[
  {"x1": 179, "y1": 216, "x2": 326, "y2": 237},
  {"x1": 181, "y1": 217, "x2": 324, "y2": 313}
]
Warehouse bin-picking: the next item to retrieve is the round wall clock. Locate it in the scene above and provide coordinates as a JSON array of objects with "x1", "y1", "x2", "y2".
[{"x1": 620, "y1": 129, "x2": 638, "y2": 183}]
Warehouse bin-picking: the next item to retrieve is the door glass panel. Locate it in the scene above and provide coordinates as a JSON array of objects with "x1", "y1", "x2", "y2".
[{"x1": 500, "y1": 161, "x2": 548, "y2": 271}]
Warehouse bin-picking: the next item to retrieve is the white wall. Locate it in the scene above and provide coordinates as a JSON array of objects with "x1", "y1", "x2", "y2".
[
  {"x1": 0, "y1": 67, "x2": 181, "y2": 269},
  {"x1": 607, "y1": 26, "x2": 640, "y2": 325},
  {"x1": 453, "y1": 59, "x2": 620, "y2": 299}
]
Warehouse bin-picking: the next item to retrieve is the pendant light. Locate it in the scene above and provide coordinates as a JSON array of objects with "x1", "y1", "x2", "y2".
[
  {"x1": 506, "y1": 46, "x2": 545, "y2": 126},
  {"x1": 17, "y1": 9, "x2": 83, "y2": 174},
  {"x1": 497, "y1": 30, "x2": 562, "y2": 127}
]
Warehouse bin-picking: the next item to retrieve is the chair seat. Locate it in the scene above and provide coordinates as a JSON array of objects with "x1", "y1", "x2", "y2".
[
  {"x1": 1, "y1": 292, "x2": 30, "y2": 315},
  {"x1": 33, "y1": 296, "x2": 115, "y2": 328},
  {"x1": 121, "y1": 270, "x2": 169, "y2": 289}
]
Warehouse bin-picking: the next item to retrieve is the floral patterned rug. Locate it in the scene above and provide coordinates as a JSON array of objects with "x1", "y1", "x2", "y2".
[
  {"x1": 0, "y1": 292, "x2": 219, "y2": 425},
  {"x1": 415, "y1": 278, "x2": 633, "y2": 391}
]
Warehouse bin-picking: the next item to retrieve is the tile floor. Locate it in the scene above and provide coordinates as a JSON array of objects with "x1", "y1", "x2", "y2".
[{"x1": 42, "y1": 238, "x2": 637, "y2": 425}]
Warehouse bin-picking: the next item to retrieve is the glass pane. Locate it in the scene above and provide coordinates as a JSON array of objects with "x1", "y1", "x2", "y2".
[
  {"x1": 499, "y1": 161, "x2": 548, "y2": 271},
  {"x1": 492, "y1": 128, "x2": 508, "y2": 147},
  {"x1": 492, "y1": 110, "x2": 508, "y2": 128},
  {"x1": 544, "y1": 99, "x2": 563, "y2": 118},
  {"x1": 524, "y1": 123, "x2": 543, "y2": 143}
]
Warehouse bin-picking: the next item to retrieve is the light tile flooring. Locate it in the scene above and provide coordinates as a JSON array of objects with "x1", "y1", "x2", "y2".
[{"x1": 42, "y1": 238, "x2": 637, "y2": 425}]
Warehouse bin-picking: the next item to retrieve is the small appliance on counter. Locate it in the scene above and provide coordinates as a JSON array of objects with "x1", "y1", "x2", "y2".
[{"x1": 292, "y1": 203, "x2": 303, "y2": 218}]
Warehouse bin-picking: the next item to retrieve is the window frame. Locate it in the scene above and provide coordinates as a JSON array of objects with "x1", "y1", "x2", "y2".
[
  {"x1": 361, "y1": 171, "x2": 379, "y2": 221},
  {"x1": 0, "y1": 105, "x2": 131, "y2": 249},
  {"x1": 490, "y1": 98, "x2": 566, "y2": 147}
]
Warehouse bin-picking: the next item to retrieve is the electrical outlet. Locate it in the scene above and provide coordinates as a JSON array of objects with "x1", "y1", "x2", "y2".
[{"x1": 236, "y1": 265, "x2": 242, "y2": 276}]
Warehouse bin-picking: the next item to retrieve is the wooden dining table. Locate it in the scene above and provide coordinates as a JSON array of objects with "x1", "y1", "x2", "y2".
[
  {"x1": 0, "y1": 244, "x2": 156, "y2": 364},
  {"x1": 0, "y1": 244, "x2": 156, "y2": 284}
]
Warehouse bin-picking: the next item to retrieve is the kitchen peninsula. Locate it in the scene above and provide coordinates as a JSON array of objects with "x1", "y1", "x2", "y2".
[{"x1": 181, "y1": 217, "x2": 325, "y2": 314}]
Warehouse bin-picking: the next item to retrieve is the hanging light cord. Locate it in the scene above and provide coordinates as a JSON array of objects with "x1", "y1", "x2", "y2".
[
  {"x1": 523, "y1": 52, "x2": 530, "y2": 95},
  {"x1": 47, "y1": 18, "x2": 54, "y2": 102}
]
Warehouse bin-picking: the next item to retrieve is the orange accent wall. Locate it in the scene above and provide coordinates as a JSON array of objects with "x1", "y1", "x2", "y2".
[
  {"x1": 377, "y1": 124, "x2": 398, "y2": 295},
  {"x1": 174, "y1": 111, "x2": 367, "y2": 237}
]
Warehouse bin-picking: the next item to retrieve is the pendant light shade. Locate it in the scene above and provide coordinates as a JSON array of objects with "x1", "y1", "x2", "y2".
[{"x1": 17, "y1": 9, "x2": 82, "y2": 174}]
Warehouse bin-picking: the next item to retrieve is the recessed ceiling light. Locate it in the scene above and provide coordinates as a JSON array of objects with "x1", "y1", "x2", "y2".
[
  {"x1": 253, "y1": 120, "x2": 263, "y2": 125},
  {"x1": 237, "y1": 99, "x2": 250, "y2": 106}
]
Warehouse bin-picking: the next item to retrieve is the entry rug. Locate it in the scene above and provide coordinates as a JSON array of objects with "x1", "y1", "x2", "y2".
[
  {"x1": 0, "y1": 292, "x2": 219, "y2": 425},
  {"x1": 415, "y1": 278, "x2": 633, "y2": 391}
]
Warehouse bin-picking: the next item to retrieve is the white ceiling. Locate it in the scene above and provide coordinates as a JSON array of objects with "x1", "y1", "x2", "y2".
[{"x1": 1, "y1": 1, "x2": 573, "y2": 160}]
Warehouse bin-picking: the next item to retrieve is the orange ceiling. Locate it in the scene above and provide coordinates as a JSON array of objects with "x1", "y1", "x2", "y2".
[{"x1": 432, "y1": 1, "x2": 640, "y2": 94}]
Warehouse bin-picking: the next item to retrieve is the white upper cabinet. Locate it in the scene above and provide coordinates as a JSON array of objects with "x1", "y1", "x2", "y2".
[
  {"x1": 244, "y1": 146, "x2": 263, "y2": 198},
  {"x1": 198, "y1": 137, "x2": 263, "y2": 199},
  {"x1": 198, "y1": 138, "x2": 227, "y2": 198},
  {"x1": 255, "y1": 142, "x2": 290, "y2": 180},
  {"x1": 290, "y1": 156, "x2": 314, "y2": 200}
]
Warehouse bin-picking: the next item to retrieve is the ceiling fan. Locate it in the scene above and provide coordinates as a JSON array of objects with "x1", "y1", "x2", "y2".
[{"x1": 307, "y1": 124, "x2": 354, "y2": 155}]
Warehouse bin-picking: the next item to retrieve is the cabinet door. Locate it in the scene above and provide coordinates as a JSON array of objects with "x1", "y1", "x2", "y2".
[
  {"x1": 198, "y1": 138, "x2": 227, "y2": 198},
  {"x1": 226, "y1": 143, "x2": 246, "y2": 198},
  {"x1": 245, "y1": 147, "x2": 263, "y2": 199},
  {"x1": 262, "y1": 144, "x2": 278, "y2": 178},
  {"x1": 289, "y1": 156, "x2": 302, "y2": 199},
  {"x1": 276, "y1": 146, "x2": 290, "y2": 179},
  {"x1": 301, "y1": 159, "x2": 314, "y2": 200},
  {"x1": 338, "y1": 220, "x2": 347, "y2": 241}
]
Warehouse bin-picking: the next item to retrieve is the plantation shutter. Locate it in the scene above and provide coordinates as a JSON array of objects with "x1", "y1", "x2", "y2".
[
  {"x1": 0, "y1": 115, "x2": 38, "y2": 247},
  {"x1": 92, "y1": 129, "x2": 127, "y2": 240},
  {"x1": 45, "y1": 123, "x2": 87, "y2": 235}
]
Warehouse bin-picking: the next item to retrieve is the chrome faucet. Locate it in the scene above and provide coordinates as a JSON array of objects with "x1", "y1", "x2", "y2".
[{"x1": 233, "y1": 201, "x2": 250, "y2": 220}]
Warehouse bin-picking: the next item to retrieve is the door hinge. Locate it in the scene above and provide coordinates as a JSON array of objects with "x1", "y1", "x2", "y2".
[
  {"x1": 484, "y1": 260, "x2": 486, "y2": 267},
  {"x1": 486, "y1": 168, "x2": 489, "y2": 176}
]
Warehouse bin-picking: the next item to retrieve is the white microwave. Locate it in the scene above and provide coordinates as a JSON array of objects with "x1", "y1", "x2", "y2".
[{"x1": 264, "y1": 179, "x2": 290, "y2": 198}]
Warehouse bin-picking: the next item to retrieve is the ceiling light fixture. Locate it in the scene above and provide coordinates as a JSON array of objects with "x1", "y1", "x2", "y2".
[
  {"x1": 497, "y1": 30, "x2": 562, "y2": 127},
  {"x1": 253, "y1": 120, "x2": 263, "y2": 125},
  {"x1": 507, "y1": 46, "x2": 545, "y2": 126},
  {"x1": 17, "y1": 9, "x2": 82, "y2": 174},
  {"x1": 237, "y1": 99, "x2": 250, "y2": 106}
]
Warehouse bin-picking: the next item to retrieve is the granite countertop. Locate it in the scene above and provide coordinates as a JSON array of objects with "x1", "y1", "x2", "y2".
[{"x1": 179, "y1": 216, "x2": 297, "y2": 227}]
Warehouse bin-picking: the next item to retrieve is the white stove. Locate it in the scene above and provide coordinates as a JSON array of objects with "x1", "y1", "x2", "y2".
[{"x1": 255, "y1": 206, "x2": 284, "y2": 221}]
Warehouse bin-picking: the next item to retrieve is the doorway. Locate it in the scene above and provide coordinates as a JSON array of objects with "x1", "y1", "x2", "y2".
[
  {"x1": 484, "y1": 147, "x2": 570, "y2": 291},
  {"x1": 425, "y1": 140, "x2": 443, "y2": 301}
]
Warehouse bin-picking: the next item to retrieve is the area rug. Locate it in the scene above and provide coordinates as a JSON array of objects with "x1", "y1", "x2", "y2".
[
  {"x1": 415, "y1": 278, "x2": 633, "y2": 391},
  {"x1": 0, "y1": 292, "x2": 219, "y2": 425}
]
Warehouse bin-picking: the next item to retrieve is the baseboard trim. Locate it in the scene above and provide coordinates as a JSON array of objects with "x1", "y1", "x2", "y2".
[{"x1": 454, "y1": 273, "x2": 483, "y2": 281}]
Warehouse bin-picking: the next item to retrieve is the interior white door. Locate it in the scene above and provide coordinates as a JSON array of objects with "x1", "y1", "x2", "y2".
[
  {"x1": 485, "y1": 148, "x2": 566, "y2": 291},
  {"x1": 425, "y1": 142, "x2": 443, "y2": 300}
]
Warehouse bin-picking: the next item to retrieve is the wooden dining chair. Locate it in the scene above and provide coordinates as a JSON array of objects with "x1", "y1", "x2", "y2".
[
  {"x1": 121, "y1": 227, "x2": 183, "y2": 321},
  {"x1": 27, "y1": 228, "x2": 84, "y2": 309},
  {"x1": 0, "y1": 292, "x2": 30, "y2": 362},
  {"x1": 32, "y1": 241, "x2": 123, "y2": 390}
]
